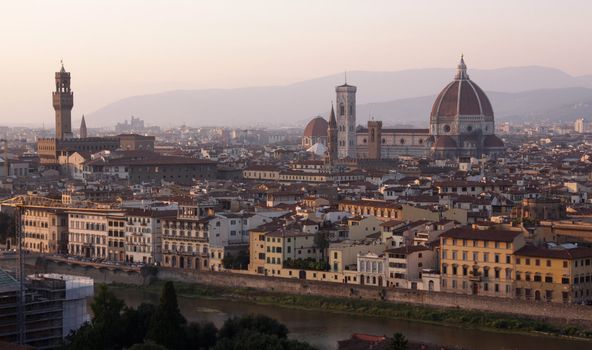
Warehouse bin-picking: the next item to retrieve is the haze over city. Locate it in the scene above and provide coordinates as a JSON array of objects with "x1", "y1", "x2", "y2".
[{"x1": 2, "y1": 0, "x2": 592, "y2": 125}]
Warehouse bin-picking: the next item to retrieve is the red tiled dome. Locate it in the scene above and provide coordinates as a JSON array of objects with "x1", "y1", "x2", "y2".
[
  {"x1": 303, "y1": 117, "x2": 328, "y2": 138},
  {"x1": 430, "y1": 57, "x2": 493, "y2": 120}
]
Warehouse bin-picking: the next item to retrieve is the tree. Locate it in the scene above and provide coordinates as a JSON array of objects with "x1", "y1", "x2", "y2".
[
  {"x1": 65, "y1": 284, "x2": 126, "y2": 350},
  {"x1": 120, "y1": 303, "x2": 156, "y2": 348},
  {"x1": 146, "y1": 281, "x2": 187, "y2": 349},
  {"x1": 219, "y1": 314, "x2": 288, "y2": 340},
  {"x1": 186, "y1": 321, "x2": 218, "y2": 350},
  {"x1": 388, "y1": 333, "x2": 408, "y2": 350},
  {"x1": 213, "y1": 330, "x2": 316, "y2": 350},
  {"x1": 313, "y1": 231, "x2": 330, "y2": 261}
]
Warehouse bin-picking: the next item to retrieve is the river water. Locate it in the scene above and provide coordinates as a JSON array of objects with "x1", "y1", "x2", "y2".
[{"x1": 110, "y1": 288, "x2": 590, "y2": 350}]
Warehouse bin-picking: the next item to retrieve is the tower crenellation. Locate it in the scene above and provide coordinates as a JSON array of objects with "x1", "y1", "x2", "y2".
[{"x1": 52, "y1": 62, "x2": 74, "y2": 140}]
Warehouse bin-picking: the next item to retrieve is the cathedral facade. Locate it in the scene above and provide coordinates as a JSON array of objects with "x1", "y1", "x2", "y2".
[{"x1": 304, "y1": 56, "x2": 505, "y2": 160}]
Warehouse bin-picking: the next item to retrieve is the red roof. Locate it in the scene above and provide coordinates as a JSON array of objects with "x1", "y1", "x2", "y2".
[
  {"x1": 483, "y1": 134, "x2": 505, "y2": 148},
  {"x1": 430, "y1": 76, "x2": 493, "y2": 119},
  {"x1": 303, "y1": 117, "x2": 328, "y2": 138},
  {"x1": 433, "y1": 135, "x2": 457, "y2": 149}
]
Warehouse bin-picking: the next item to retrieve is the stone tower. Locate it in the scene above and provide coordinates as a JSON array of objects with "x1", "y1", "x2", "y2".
[
  {"x1": 367, "y1": 119, "x2": 382, "y2": 159},
  {"x1": 336, "y1": 82, "x2": 357, "y2": 159},
  {"x1": 80, "y1": 115, "x2": 87, "y2": 138},
  {"x1": 53, "y1": 62, "x2": 73, "y2": 140},
  {"x1": 327, "y1": 104, "x2": 338, "y2": 163}
]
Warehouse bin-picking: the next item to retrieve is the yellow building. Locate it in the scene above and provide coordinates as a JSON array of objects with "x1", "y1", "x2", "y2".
[
  {"x1": 514, "y1": 245, "x2": 592, "y2": 303},
  {"x1": 338, "y1": 200, "x2": 402, "y2": 221},
  {"x1": 249, "y1": 226, "x2": 270, "y2": 275},
  {"x1": 263, "y1": 229, "x2": 318, "y2": 277},
  {"x1": 440, "y1": 228, "x2": 525, "y2": 298},
  {"x1": 22, "y1": 207, "x2": 68, "y2": 254}
]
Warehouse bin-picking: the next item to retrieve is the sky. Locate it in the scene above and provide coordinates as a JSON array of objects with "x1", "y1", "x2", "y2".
[{"x1": 1, "y1": 0, "x2": 591, "y2": 125}]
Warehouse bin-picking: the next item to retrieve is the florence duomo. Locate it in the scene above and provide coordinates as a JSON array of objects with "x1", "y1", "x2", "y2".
[{"x1": 303, "y1": 56, "x2": 505, "y2": 161}]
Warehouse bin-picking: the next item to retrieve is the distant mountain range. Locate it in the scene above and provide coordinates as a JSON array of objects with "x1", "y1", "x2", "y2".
[{"x1": 87, "y1": 66, "x2": 592, "y2": 128}]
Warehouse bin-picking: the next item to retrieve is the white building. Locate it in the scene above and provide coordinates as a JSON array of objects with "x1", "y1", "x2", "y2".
[
  {"x1": 68, "y1": 209, "x2": 125, "y2": 259},
  {"x1": 385, "y1": 245, "x2": 436, "y2": 289},
  {"x1": 124, "y1": 210, "x2": 176, "y2": 264},
  {"x1": 357, "y1": 252, "x2": 388, "y2": 287}
]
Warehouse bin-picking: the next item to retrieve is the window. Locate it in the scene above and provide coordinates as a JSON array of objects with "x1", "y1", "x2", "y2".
[
  {"x1": 525, "y1": 258, "x2": 530, "y2": 265},
  {"x1": 545, "y1": 276, "x2": 553, "y2": 283},
  {"x1": 546, "y1": 260, "x2": 551, "y2": 267}
]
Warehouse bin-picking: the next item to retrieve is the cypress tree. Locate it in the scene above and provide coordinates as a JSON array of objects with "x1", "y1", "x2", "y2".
[{"x1": 145, "y1": 281, "x2": 187, "y2": 349}]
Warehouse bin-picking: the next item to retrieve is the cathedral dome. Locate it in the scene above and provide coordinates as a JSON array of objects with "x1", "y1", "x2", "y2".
[
  {"x1": 303, "y1": 117, "x2": 328, "y2": 138},
  {"x1": 430, "y1": 56, "x2": 493, "y2": 122}
]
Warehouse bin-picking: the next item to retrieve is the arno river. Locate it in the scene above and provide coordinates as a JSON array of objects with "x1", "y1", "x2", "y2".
[{"x1": 110, "y1": 288, "x2": 590, "y2": 350}]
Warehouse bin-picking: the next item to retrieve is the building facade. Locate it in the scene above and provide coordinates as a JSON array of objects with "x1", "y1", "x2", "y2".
[{"x1": 302, "y1": 56, "x2": 505, "y2": 160}]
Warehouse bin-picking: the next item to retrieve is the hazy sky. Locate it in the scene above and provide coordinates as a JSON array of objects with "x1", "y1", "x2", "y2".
[{"x1": 1, "y1": 0, "x2": 591, "y2": 125}]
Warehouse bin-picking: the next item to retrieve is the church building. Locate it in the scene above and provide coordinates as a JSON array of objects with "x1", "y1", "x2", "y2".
[{"x1": 303, "y1": 56, "x2": 505, "y2": 160}]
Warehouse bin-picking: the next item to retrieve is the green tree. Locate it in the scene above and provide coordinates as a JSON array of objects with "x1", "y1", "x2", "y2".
[
  {"x1": 186, "y1": 321, "x2": 218, "y2": 350},
  {"x1": 146, "y1": 281, "x2": 187, "y2": 349},
  {"x1": 313, "y1": 231, "x2": 330, "y2": 261},
  {"x1": 120, "y1": 303, "x2": 156, "y2": 348},
  {"x1": 213, "y1": 330, "x2": 315, "y2": 350},
  {"x1": 388, "y1": 333, "x2": 408, "y2": 350},
  {"x1": 219, "y1": 314, "x2": 288, "y2": 340},
  {"x1": 65, "y1": 284, "x2": 125, "y2": 350}
]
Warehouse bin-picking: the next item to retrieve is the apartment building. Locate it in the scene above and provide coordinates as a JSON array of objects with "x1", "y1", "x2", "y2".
[
  {"x1": 68, "y1": 209, "x2": 125, "y2": 259},
  {"x1": 22, "y1": 207, "x2": 68, "y2": 254},
  {"x1": 124, "y1": 210, "x2": 175, "y2": 264},
  {"x1": 440, "y1": 228, "x2": 525, "y2": 298},
  {"x1": 161, "y1": 203, "x2": 214, "y2": 270},
  {"x1": 386, "y1": 245, "x2": 436, "y2": 289},
  {"x1": 106, "y1": 216, "x2": 126, "y2": 262},
  {"x1": 338, "y1": 200, "x2": 402, "y2": 221},
  {"x1": 514, "y1": 245, "x2": 592, "y2": 303},
  {"x1": 264, "y1": 229, "x2": 317, "y2": 276}
]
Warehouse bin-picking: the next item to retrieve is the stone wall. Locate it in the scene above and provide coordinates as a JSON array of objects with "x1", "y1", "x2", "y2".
[
  {"x1": 157, "y1": 268, "x2": 592, "y2": 328},
  {"x1": 25, "y1": 258, "x2": 592, "y2": 329}
]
